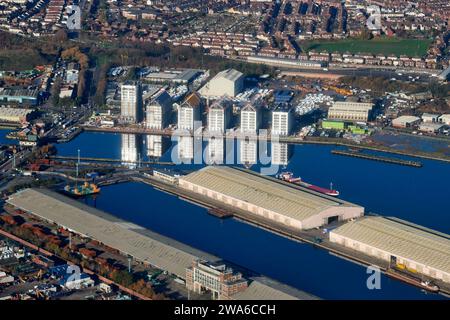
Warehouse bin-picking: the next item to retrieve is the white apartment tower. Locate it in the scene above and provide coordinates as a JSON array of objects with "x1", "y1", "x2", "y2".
[
  {"x1": 146, "y1": 90, "x2": 172, "y2": 129},
  {"x1": 121, "y1": 81, "x2": 142, "y2": 123},
  {"x1": 240, "y1": 104, "x2": 261, "y2": 134},
  {"x1": 271, "y1": 105, "x2": 293, "y2": 136},
  {"x1": 177, "y1": 92, "x2": 202, "y2": 131},
  {"x1": 208, "y1": 99, "x2": 232, "y2": 133}
]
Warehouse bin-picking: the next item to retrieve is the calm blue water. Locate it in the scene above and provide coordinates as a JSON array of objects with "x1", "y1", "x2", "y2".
[
  {"x1": 60, "y1": 132, "x2": 450, "y2": 232},
  {"x1": 0, "y1": 128, "x2": 15, "y2": 145},
  {"x1": 59, "y1": 132, "x2": 449, "y2": 299}
]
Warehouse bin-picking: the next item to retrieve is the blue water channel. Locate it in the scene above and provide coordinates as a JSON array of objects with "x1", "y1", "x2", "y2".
[
  {"x1": 0, "y1": 128, "x2": 16, "y2": 145},
  {"x1": 56, "y1": 131, "x2": 449, "y2": 299},
  {"x1": 1, "y1": 128, "x2": 448, "y2": 299}
]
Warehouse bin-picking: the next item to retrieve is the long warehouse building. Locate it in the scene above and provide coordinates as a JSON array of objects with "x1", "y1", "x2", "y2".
[
  {"x1": 178, "y1": 166, "x2": 364, "y2": 230},
  {"x1": 6, "y1": 188, "x2": 318, "y2": 300},
  {"x1": 330, "y1": 216, "x2": 450, "y2": 284}
]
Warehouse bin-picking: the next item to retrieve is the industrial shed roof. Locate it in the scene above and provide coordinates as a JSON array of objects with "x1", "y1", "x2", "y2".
[
  {"x1": 233, "y1": 276, "x2": 318, "y2": 300},
  {"x1": 180, "y1": 166, "x2": 354, "y2": 222},
  {"x1": 0, "y1": 107, "x2": 33, "y2": 117},
  {"x1": 214, "y1": 68, "x2": 243, "y2": 82},
  {"x1": 233, "y1": 282, "x2": 300, "y2": 300},
  {"x1": 6, "y1": 188, "x2": 204, "y2": 278},
  {"x1": 392, "y1": 115, "x2": 421, "y2": 124},
  {"x1": 331, "y1": 216, "x2": 450, "y2": 274},
  {"x1": 330, "y1": 101, "x2": 373, "y2": 111}
]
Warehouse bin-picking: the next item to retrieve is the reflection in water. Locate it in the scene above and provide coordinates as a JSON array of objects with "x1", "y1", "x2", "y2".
[
  {"x1": 271, "y1": 142, "x2": 293, "y2": 166},
  {"x1": 206, "y1": 136, "x2": 224, "y2": 164},
  {"x1": 146, "y1": 134, "x2": 169, "y2": 158},
  {"x1": 239, "y1": 138, "x2": 257, "y2": 167},
  {"x1": 177, "y1": 135, "x2": 194, "y2": 161},
  {"x1": 121, "y1": 134, "x2": 142, "y2": 167},
  {"x1": 118, "y1": 133, "x2": 294, "y2": 169}
]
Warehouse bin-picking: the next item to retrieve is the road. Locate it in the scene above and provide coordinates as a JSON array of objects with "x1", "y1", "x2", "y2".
[{"x1": 0, "y1": 150, "x2": 31, "y2": 173}]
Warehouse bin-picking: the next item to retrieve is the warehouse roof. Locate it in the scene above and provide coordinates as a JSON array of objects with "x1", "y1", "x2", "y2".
[
  {"x1": 145, "y1": 69, "x2": 199, "y2": 83},
  {"x1": 0, "y1": 88, "x2": 40, "y2": 99},
  {"x1": 0, "y1": 107, "x2": 33, "y2": 117},
  {"x1": 330, "y1": 101, "x2": 373, "y2": 111},
  {"x1": 214, "y1": 68, "x2": 243, "y2": 82},
  {"x1": 6, "y1": 188, "x2": 205, "y2": 278},
  {"x1": 234, "y1": 281, "x2": 303, "y2": 300},
  {"x1": 392, "y1": 115, "x2": 421, "y2": 123},
  {"x1": 234, "y1": 276, "x2": 318, "y2": 300},
  {"x1": 331, "y1": 216, "x2": 450, "y2": 274},
  {"x1": 180, "y1": 166, "x2": 355, "y2": 221}
]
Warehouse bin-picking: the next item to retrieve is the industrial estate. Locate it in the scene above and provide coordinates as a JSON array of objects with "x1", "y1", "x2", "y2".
[{"x1": 0, "y1": 0, "x2": 449, "y2": 304}]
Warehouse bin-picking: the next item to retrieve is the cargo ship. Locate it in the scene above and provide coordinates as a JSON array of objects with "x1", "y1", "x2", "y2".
[
  {"x1": 275, "y1": 171, "x2": 339, "y2": 197},
  {"x1": 387, "y1": 266, "x2": 440, "y2": 293},
  {"x1": 63, "y1": 182, "x2": 101, "y2": 197}
]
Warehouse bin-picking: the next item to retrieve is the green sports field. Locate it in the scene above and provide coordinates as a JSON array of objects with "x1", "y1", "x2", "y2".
[{"x1": 304, "y1": 38, "x2": 432, "y2": 57}]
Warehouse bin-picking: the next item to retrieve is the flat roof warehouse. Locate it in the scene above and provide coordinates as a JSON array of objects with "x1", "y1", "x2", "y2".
[
  {"x1": 178, "y1": 166, "x2": 364, "y2": 230},
  {"x1": 7, "y1": 188, "x2": 200, "y2": 277},
  {"x1": 330, "y1": 216, "x2": 450, "y2": 283}
]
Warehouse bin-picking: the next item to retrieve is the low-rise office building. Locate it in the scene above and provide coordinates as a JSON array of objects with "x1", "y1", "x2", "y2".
[
  {"x1": 438, "y1": 114, "x2": 450, "y2": 125},
  {"x1": 186, "y1": 260, "x2": 248, "y2": 300}
]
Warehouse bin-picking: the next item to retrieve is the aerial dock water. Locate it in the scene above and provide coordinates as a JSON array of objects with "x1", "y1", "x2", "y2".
[
  {"x1": 134, "y1": 168, "x2": 450, "y2": 296},
  {"x1": 9, "y1": 161, "x2": 450, "y2": 297}
]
